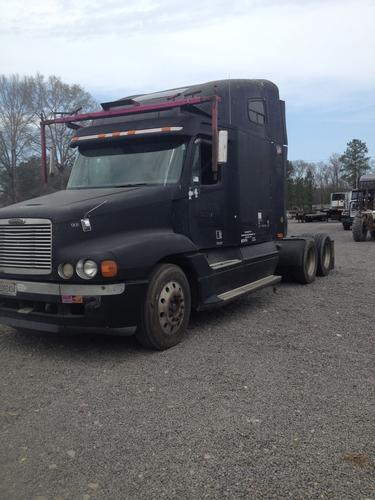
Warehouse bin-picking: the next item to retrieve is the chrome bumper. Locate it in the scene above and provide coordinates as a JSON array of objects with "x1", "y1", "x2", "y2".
[{"x1": 0, "y1": 279, "x2": 125, "y2": 297}]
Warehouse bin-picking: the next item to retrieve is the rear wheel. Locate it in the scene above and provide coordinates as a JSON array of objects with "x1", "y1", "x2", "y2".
[
  {"x1": 291, "y1": 239, "x2": 317, "y2": 284},
  {"x1": 343, "y1": 223, "x2": 351, "y2": 231},
  {"x1": 370, "y1": 230, "x2": 375, "y2": 239},
  {"x1": 314, "y1": 233, "x2": 332, "y2": 276},
  {"x1": 136, "y1": 264, "x2": 191, "y2": 350},
  {"x1": 301, "y1": 233, "x2": 333, "y2": 276},
  {"x1": 352, "y1": 215, "x2": 367, "y2": 241}
]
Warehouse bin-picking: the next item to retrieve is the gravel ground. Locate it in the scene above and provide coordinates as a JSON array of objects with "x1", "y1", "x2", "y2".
[{"x1": 0, "y1": 221, "x2": 374, "y2": 500}]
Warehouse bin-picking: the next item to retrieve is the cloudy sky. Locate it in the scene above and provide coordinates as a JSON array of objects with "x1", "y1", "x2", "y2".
[{"x1": 0, "y1": 0, "x2": 374, "y2": 161}]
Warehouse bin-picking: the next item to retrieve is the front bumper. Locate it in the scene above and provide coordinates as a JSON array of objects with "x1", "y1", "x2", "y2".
[{"x1": 0, "y1": 279, "x2": 148, "y2": 334}]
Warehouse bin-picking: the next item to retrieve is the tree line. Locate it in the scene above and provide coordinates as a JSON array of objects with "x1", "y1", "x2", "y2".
[
  {"x1": 0, "y1": 73, "x2": 373, "y2": 209},
  {"x1": 287, "y1": 139, "x2": 373, "y2": 210},
  {"x1": 0, "y1": 74, "x2": 97, "y2": 206}
]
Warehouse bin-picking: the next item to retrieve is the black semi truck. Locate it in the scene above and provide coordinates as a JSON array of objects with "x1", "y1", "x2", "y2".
[{"x1": 0, "y1": 79, "x2": 333, "y2": 349}]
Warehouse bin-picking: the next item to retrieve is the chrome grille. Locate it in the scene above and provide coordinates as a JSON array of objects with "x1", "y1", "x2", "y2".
[{"x1": 0, "y1": 218, "x2": 52, "y2": 275}]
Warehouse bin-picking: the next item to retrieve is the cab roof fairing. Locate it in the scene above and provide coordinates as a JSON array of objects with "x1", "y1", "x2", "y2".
[
  {"x1": 69, "y1": 116, "x2": 202, "y2": 148},
  {"x1": 39, "y1": 94, "x2": 220, "y2": 183},
  {"x1": 101, "y1": 79, "x2": 287, "y2": 147}
]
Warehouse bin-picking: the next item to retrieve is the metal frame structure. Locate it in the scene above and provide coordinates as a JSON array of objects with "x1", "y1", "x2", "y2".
[{"x1": 40, "y1": 95, "x2": 220, "y2": 184}]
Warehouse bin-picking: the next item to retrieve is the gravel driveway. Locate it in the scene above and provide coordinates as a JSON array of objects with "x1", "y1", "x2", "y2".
[{"x1": 1, "y1": 221, "x2": 374, "y2": 500}]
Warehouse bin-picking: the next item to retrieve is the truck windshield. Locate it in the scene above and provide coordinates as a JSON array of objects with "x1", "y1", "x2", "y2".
[
  {"x1": 331, "y1": 193, "x2": 345, "y2": 201},
  {"x1": 67, "y1": 139, "x2": 186, "y2": 189}
]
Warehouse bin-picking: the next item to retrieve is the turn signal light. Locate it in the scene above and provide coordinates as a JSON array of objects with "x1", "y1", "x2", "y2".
[
  {"x1": 276, "y1": 232, "x2": 284, "y2": 240},
  {"x1": 101, "y1": 260, "x2": 118, "y2": 278}
]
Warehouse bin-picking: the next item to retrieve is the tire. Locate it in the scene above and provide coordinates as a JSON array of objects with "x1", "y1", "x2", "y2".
[
  {"x1": 314, "y1": 233, "x2": 332, "y2": 276},
  {"x1": 291, "y1": 239, "x2": 317, "y2": 284},
  {"x1": 352, "y1": 215, "x2": 367, "y2": 242},
  {"x1": 370, "y1": 230, "x2": 375, "y2": 240},
  {"x1": 343, "y1": 223, "x2": 351, "y2": 231},
  {"x1": 136, "y1": 264, "x2": 191, "y2": 350},
  {"x1": 300, "y1": 233, "x2": 332, "y2": 277}
]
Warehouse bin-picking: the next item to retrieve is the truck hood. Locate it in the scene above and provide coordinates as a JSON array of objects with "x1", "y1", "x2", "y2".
[{"x1": 0, "y1": 186, "x2": 173, "y2": 224}]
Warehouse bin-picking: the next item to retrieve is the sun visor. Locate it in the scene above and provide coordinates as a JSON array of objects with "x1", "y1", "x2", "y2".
[{"x1": 69, "y1": 117, "x2": 198, "y2": 148}]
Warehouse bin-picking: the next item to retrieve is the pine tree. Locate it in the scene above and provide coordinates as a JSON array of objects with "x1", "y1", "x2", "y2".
[{"x1": 340, "y1": 139, "x2": 370, "y2": 188}]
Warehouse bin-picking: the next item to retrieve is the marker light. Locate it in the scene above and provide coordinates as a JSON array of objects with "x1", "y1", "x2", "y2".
[
  {"x1": 58, "y1": 263, "x2": 74, "y2": 279},
  {"x1": 76, "y1": 259, "x2": 98, "y2": 280},
  {"x1": 101, "y1": 260, "x2": 118, "y2": 278}
]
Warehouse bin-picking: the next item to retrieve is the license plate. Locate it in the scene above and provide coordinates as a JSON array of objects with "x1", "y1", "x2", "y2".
[{"x1": 0, "y1": 280, "x2": 17, "y2": 296}]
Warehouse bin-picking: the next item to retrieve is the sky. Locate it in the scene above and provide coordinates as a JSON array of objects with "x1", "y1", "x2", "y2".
[{"x1": 0, "y1": 0, "x2": 374, "y2": 162}]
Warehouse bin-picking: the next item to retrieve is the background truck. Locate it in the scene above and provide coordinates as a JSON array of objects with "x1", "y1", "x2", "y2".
[
  {"x1": 352, "y1": 174, "x2": 375, "y2": 241},
  {"x1": 0, "y1": 79, "x2": 334, "y2": 349},
  {"x1": 327, "y1": 191, "x2": 350, "y2": 221},
  {"x1": 341, "y1": 190, "x2": 358, "y2": 230}
]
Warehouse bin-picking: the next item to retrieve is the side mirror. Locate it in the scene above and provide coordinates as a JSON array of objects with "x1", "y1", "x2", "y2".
[{"x1": 218, "y1": 130, "x2": 228, "y2": 164}]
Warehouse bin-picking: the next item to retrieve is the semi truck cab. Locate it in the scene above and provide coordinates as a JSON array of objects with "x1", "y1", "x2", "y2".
[{"x1": 0, "y1": 79, "x2": 333, "y2": 349}]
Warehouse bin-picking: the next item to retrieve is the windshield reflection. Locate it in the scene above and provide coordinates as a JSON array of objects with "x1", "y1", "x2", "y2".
[{"x1": 68, "y1": 139, "x2": 186, "y2": 189}]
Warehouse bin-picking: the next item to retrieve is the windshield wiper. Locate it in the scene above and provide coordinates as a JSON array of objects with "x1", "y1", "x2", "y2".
[{"x1": 114, "y1": 183, "x2": 151, "y2": 187}]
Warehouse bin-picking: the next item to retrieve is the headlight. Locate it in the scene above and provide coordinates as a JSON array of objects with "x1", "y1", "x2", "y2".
[
  {"x1": 76, "y1": 259, "x2": 98, "y2": 280},
  {"x1": 58, "y1": 263, "x2": 74, "y2": 279}
]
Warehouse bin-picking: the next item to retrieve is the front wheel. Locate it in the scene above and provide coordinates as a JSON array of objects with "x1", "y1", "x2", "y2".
[{"x1": 136, "y1": 264, "x2": 191, "y2": 350}]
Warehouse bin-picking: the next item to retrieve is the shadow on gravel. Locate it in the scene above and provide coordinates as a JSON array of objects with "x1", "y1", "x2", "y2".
[
  {"x1": 7, "y1": 327, "x2": 145, "y2": 359},
  {"x1": 189, "y1": 291, "x2": 270, "y2": 330},
  {"x1": 3, "y1": 289, "x2": 272, "y2": 358}
]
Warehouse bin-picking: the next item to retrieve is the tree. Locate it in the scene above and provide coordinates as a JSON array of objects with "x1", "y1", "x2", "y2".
[
  {"x1": 35, "y1": 74, "x2": 98, "y2": 189},
  {"x1": 20, "y1": 157, "x2": 65, "y2": 201},
  {"x1": 315, "y1": 161, "x2": 331, "y2": 205},
  {"x1": 327, "y1": 153, "x2": 344, "y2": 192},
  {"x1": 287, "y1": 160, "x2": 316, "y2": 210},
  {"x1": 286, "y1": 160, "x2": 295, "y2": 208},
  {"x1": 0, "y1": 75, "x2": 37, "y2": 203},
  {"x1": 304, "y1": 164, "x2": 315, "y2": 210},
  {"x1": 340, "y1": 139, "x2": 370, "y2": 188},
  {"x1": 0, "y1": 74, "x2": 97, "y2": 204}
]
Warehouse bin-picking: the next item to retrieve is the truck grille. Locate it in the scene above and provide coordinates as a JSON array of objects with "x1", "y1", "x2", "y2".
[{"x1": 0, "y1": 218, "x2": 52, "y2": 275}]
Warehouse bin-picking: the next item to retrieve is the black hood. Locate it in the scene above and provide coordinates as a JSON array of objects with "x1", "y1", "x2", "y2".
[{"x1": 0, "y1": 186, "x2": 171, "y2": 224}]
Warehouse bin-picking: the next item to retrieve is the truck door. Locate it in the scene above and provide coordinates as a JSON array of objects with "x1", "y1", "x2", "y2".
[
  {"x1": 188, "y1": 138, "x2": 226, "y2": 249},
  {"x1": 237, "y1": 130, "x2": 273, "y2": 245}
]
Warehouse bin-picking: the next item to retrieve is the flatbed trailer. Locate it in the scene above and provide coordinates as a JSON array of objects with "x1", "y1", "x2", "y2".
[{"x1": 295, "y1": 211, "x2": 328, "y2": 223}]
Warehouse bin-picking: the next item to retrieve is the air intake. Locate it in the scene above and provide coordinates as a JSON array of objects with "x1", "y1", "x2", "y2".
[{"x1": 0, "y1": 218, "x2": 52, "y2": 275}]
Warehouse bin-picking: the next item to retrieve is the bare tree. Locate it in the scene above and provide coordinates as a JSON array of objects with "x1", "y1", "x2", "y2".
[
  {"x1": 327, "y1": 153, "x2": 343, "y2": 192},
  {"x1": 0, "y1": 75, "x2": 37, "y2": 203},
  {"x1": 0, "y1": 74, "x2": 98, "y2": 205},
  {"x1": 315, "y1": 161, "x2": 331, "y2": 205},
  {"x1": 35, "y1": 75, "x2": 98, "y2": 188},
  {"x1": 288, "y1": 160, "x2": 316, "y2": 210}
]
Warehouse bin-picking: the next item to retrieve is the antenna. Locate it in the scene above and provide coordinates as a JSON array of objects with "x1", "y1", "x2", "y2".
[{"x1": 228, "y1": 75, "x2": 232, "y2": 125}]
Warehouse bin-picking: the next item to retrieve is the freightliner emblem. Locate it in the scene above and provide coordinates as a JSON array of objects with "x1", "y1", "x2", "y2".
[{"x1": 8, "y1": 218, "x2": 26, "y2": 225}]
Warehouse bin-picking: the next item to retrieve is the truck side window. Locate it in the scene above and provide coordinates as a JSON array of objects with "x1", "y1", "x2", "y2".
[
  {"x1": 248, "y1": 99, "x2": 266, "y2": 125},
  {"x1": 192, "y1": 140, "x2": 218, "y2": 185}
]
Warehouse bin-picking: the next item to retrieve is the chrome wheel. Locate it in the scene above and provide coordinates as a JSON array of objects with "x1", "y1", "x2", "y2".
[
  {"x1": 322, "y1": 241, "x2": 331, "y2": 271},
  {"x1": 306, "y1": 246, "x2": 316, "y2": 278},
  {"x1": 158, "y1": 281, "x2": 185, "y2": 334}
]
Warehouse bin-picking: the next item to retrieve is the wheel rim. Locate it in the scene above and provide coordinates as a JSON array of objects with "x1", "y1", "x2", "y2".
[
  {"x1": 306, "y1": 246, "x2": 316, "y2": 277},
  {"x1": 158, "y1": 281, "x2": 185, "y2": 334},
  {"x1": 322, "y1": 241, "x2": 331, "y2": 270}
]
